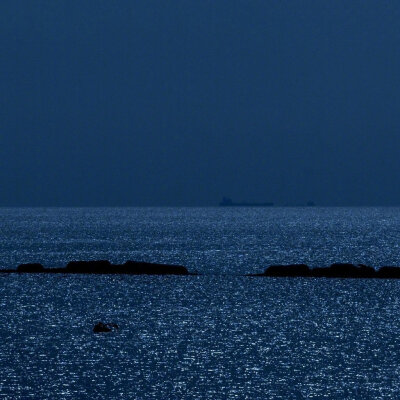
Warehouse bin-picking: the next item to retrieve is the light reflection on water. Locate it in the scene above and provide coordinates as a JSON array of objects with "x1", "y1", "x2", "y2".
[
  {"x1": 0, "y1": 207, "x2": 400, "y2": 274},
  {"x1": 1, "y1": 274, "x2": 400, "y2": 399},
  {"x1": 1, "y1": 207, "x2": 400, "y2": 398}
]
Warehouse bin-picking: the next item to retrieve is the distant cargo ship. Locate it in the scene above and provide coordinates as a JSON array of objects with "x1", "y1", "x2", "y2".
[{"x1": 219, "y1": 197, "x2": 274, "y2": 207}]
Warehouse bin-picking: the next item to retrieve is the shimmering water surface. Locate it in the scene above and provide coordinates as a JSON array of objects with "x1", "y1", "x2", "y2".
[
  {"x1": 1, "y1": 207, "x2": 400, "y2": 273},
  {"x1": 1, "y1": 207, "x2": 400, "y2": 399}
]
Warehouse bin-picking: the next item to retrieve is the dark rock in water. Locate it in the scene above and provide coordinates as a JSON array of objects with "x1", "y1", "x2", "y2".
[
  {"x1": 253, "y1": 263, "x2": 385, "y2": 279},
  {"x1": 313, "y1": 263, "x2": 361, "y2": 278},
  {"x1": 357, "y1": 264, "x2": 377, "y2": 277},
  {"x1": 17, "y1": 263, "x2": 45, "y2": 273},
  {"x1": 93, "y1": 322, "x2": 119, "y2": 333},
  {"x1": 330, "y1": 263, "x2": 370, "y2": 277},
  {"x1": 66, "y1": 260, "x2": 113, "y2": 273},
  {"x1": 3, "y1": 260, "x2": 192, "y2": 275},
  {"x1": 93, "y1": 322, "x2": 111, "y2": 333},
  {"x1": 313, "y1": 263, "x2": 378, "y2": 278},
  {"x1": 264, "y1": 264, "x2": 310, "y2": 277},
  {"x1": 377, "y1": 266, "x2": 400, "y2": 279},
  {"x1": 121, "y1": 261, "x2": 188, "y2": 275}
]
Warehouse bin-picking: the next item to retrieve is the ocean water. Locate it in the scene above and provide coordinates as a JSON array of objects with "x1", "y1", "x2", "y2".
[
  {"x1": 1, "y1": 207, "x2": 400, "y2": 274},
  {"x1": 1, "y1": 207, "x2": 400, "y2": 399}
]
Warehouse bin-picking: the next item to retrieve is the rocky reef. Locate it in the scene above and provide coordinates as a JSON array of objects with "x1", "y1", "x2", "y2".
[
  {"x1": 0, "y1": 260, "x2": 192, "y2": 275},
  {"x1": 93, "y1": 322, "x2": 119, "y2": 333},
  {"x1": 249, "y1": 263, "x2": 400, "y2": 279},
  {"x1": 3, "y1": 261, "x2": 400, "y2": 279}
]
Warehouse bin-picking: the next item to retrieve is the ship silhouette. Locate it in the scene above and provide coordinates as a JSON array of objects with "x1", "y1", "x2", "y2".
[{"x1": 219, "y1": 197, "x2": 274, "y2": 207}]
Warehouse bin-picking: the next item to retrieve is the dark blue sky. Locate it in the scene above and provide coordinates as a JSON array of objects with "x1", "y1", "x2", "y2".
[{"x1": 1, "y1": 1, "x2": 400, "y2": 206}]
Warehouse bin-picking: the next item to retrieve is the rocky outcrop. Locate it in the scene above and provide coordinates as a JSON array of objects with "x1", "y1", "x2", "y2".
[
  {"x1": 66, "y1": 260, "x2": 113, "y2": 273},
  {"x1": 312, "y1": 263, "x2": 377, "y2": 278},
  {"x1": 250, "y1": 263, "x2": 400, "y2": 279},
  {"x1": 377, "y1": 266, "x2": 400, "y2": 279},
  {"x1": 93, "y1": 322, "x2": 119, "y2": 333},
  {"x1": 1, "y1": 260, "x2": 192, "y2": 275},
  {"x1": 17, "y1": 263, "x2": 45, "y2": 273},
  {"x1": 3, "y1": 261, "x2": 400, "y2": 279},
  {"x1": 121, "y1": 261, "x2": 189, "y2": 275},
  {"x1": 262, "y1": 264, "x2": 310, "y2": 277}
]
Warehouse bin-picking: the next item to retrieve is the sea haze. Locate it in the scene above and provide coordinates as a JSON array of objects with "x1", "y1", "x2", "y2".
[{"x1": 1, "y1": 207, "x2": 400, "y2": 398}]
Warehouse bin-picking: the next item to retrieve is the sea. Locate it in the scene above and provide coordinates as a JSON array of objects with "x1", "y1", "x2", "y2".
[{"x1": 1, "y1": 207, "x2": 400, "y2": 399}]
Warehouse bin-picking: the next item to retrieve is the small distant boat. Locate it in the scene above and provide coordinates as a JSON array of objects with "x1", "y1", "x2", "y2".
[{"x1": 219, "y1": 197, "x2": 274, "y2": 207}]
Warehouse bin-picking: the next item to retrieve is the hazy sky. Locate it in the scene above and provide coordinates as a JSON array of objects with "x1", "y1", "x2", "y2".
[{"x1": 1, "y1": 1, "x2": 400, "y2": 206}]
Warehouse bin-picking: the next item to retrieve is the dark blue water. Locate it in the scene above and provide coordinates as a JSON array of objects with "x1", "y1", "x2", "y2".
[
  {"x1": 1, "y1": 207, "x2": 400, "y2": 398},
  {"x1": 1, "y1": 207, "x2": 400, "y2": 273}
]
